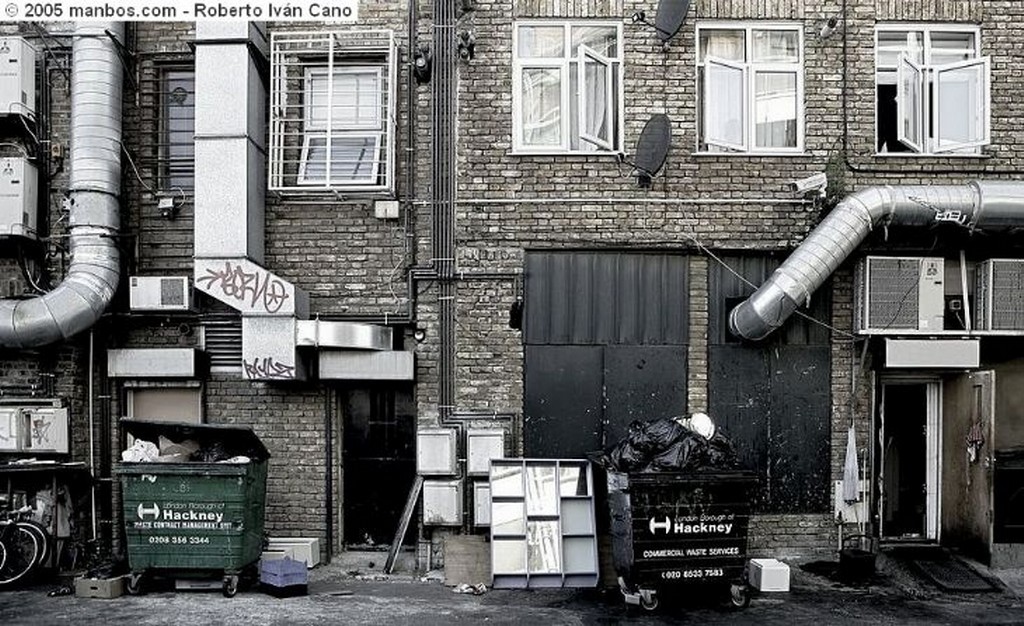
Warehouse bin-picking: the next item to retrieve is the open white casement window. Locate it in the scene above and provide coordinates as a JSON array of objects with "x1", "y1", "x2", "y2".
[
  {"x1": 897, "y1": 54, "x2": 924, "y2": 152},
  {"x1": 578, "y1": 45, "x2": 614, "y2": 150},
  {"x1": 697, "y1": 24, "x2": 803, "y2": 153},
  {"x1": 513, "y1": 22, "x2": 623, "y2": 153},
  {"x1": 876, "y1": 25, "x2": 990, "y2": 155},
  {"x1": 703, "y1": 57, "x2": 746, "y2": 151},
  {"x1": 269, "y1": 30, "x2": 396, "y2": 193},
  {"x1": 934, "y1": 57, "x2": 991, "y2": 152},
  {"x1": 298, "y1": 67, "x2": 383, "y2": 186}
]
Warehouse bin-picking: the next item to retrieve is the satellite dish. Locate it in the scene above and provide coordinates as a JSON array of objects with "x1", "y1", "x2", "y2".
[
  {"x1": 631, "y1": 114, "x2": 672, "y2": 188},
  {"x1": 655, "y1": 0, "x2": 691, "y2": 43}
]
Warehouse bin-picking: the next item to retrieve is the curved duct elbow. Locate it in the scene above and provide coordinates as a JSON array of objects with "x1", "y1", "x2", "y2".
[
  {"x1": 728, "y1": 181, "x2": 1023, "y2": 342},
  {"x1": 0, "y1": 23, "x2": 124, "y2": 349}
]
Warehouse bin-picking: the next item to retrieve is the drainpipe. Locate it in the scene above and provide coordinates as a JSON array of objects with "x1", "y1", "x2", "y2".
[
  {"x1": 0, "y1": 23, "x2": 124, "y2": 348},
  {"x1": 729, "y1": 181, "x2": 1024, "y2": 341}
]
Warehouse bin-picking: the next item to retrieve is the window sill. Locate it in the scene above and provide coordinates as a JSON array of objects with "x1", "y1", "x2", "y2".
[
  {"x1": 691, "y1": 151, "x2": 810, "y2": 158},
  {"x1": 510, "y1": 150, "x2": 623, "y2": 158},
  {"x1": 872, "y1": 152, "x2": 992, "y2": 159}
]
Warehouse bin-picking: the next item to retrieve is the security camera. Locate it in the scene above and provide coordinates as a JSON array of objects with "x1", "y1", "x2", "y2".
[
  {"x1": 818, "y1": 17, "x2": 839, "y2": 40},
  {"x1": 631, "y1": 11, "x2": 646, "y2": 24},
  {"x1": 789, "y1": 172, "x2": 828, "y2": 195}
]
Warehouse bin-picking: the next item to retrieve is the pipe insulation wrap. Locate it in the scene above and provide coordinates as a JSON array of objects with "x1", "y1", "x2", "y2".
[
  {"x1": 729, "y1": 181, "x2": 1024, "y2": 341},
  {"x1": 0, "y1": 22, "x2": 124, "y2": 349}
]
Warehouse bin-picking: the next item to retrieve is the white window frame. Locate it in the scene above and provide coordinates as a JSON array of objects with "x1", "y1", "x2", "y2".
[
  {"x1": 875, "y1": 24, "x2": 990, "y2": 156},
  {"x1": 512, "y1": 20, "x2": 625, "y2": 155},
  {"x1": 297, "y1": 66, "x2": 384, "y2": 186},
  {"x1": 696, "y1": 22, "x2": 805, "y2": 155}
]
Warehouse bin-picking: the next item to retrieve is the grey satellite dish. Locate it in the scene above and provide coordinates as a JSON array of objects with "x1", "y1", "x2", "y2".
[
  {"x1": 629, "y1": 114, "x2": 672, "y2": 188},
  {"x1": 655, "y1": 0, "x2": 691, "y2": 43}
]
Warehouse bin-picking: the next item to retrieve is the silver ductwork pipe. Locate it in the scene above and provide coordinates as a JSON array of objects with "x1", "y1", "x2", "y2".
[
  {"x1": 0, "y1": 23, "x2": 124, "y2": 349},
  {"x1": 729, "y1": 181, "x2": 1024, "y2": 341}
]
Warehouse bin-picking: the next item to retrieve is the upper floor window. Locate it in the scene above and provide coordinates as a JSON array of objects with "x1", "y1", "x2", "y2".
[
  {"x1": 697, "y1": 23, "x2": 804, "y2": 153},
  {"x1": 875, "y1": 25, "x2": 990, "y2": 155},
  {"x1": 512, "y1": 21, "x2": 623, "y2": 154},
  {"x1": 269, "y1": 30, "x2": 397, "y2": 194},
  {"x1": 159, "y1": 67, "x2": 195, "y2": 192}
]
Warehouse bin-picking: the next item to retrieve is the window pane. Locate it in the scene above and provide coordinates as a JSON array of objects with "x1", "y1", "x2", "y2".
[
  {"x1": 302, "y1": 135, "x2": 379, "y2": 184},
  {"x1": 897, "y1": 55, "x2": 923, "y2": 151},
  {"x1": 521, "y1": 67, "x2": 562, "y2": 146},
  {"x1": 754, "y1": 72, "x2": 797, "y2": 148},
  {"x1": 580, "y1": 53, "x2": 610, "y2": 146},
  {"x1": 930, "y1": 31, "x2": 977, "y2": 65},
  {"x1": 876, "y1": 31, "x2": 923, "y2": 66},
  {"x1": 571, "y1": 26, "x2": 617, "y2": 57},
  {"x1": 699, "y1": 29, "x2": 745, "y2": 62},
  {"x1": 518, "y1": 26, "x2": 564, "y2": 58},
  {"x1": 752, "y1": 30, "x2": 798, "y2": 63},
  {"x1": 703, "y1": 60, "x2": 745, "y2": 149},
  {"x1": 161, "y1": 69, "x2": 195, "y2": 190},
  {"x1": 308, "y1": 70, "x2": 381, "y2": 130},
  {"x1": 936, "y1": 60, "x2": 987, "y2": 151}
]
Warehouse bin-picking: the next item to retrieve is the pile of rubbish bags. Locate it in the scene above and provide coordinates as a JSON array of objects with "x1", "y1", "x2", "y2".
[
  {"x1": 597, "y1": 413, "x2": 739, "y2": 473},
  {"x1": 122, "y1": 435, "x2": 251, "y2": 464}
]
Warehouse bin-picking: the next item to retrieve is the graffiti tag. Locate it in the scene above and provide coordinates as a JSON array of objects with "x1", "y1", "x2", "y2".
[
  {"x1": 30, "y1": 416, "x2": 52, "y2": 447},
  {"x1": 197, "y1": 261, "x2": 291, "y2": 314},
  {"x1": 243, "y1": 356, "x2": 296, "y2": 380}
]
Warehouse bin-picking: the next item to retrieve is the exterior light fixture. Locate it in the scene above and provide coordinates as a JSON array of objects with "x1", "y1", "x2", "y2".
[{"x1": 413, "y1": 43, "x2": 432, "y2": 84}]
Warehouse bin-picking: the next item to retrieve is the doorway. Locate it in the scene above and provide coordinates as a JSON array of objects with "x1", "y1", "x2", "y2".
[
  {"x1": 341, "y1": 385, "x2": 416, "y2": 547},
  {"x1": 879, "y1": 380, "x2": 941, "y2": 541}
]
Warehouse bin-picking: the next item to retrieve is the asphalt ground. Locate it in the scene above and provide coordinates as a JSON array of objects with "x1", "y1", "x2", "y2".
[{"x1": 2, "y1": 553, "x2": 1023, "y2": 625}]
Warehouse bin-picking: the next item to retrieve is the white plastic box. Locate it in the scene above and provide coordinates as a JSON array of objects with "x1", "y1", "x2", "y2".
[{"x1": 749, "y1": 558, "x2": 790, "y2": 592}]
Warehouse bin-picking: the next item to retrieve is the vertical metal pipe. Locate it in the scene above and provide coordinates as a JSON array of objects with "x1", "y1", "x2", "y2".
[{"x1": 89, "y1": 329, "x2": 97, "y2": 540}]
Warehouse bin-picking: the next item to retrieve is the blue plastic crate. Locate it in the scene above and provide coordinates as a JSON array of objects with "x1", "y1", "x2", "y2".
[{"x1": 260, "y1": 557, "x2": 308, "y2": 587}]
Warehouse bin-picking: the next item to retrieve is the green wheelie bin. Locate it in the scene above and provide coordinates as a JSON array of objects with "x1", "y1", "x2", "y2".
[{"x1": 117, "y1": 419, "x2": 270, "y2": 597}]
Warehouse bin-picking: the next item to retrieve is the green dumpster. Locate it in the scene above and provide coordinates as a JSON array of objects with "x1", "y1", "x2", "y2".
[{"x1": 117, "y1": 419, "x2": 270, "y2": 597}]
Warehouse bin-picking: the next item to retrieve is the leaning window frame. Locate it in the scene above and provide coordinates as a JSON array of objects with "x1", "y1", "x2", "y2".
[
  {"x1": 511, "y1": 20, "x2": 625, "y2": 155},
  {"x1": 695, "y1": 21, "x2": 805, "y2": 155},
  {"x1": 874, "y1": 23, "x2": 989, "y2": 156}
]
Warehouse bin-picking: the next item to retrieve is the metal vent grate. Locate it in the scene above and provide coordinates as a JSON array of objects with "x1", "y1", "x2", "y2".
[
  {"x1": 160, "y1": 278, "x2": 185, "y2": 306},
  {"x1": 867, "y1": 258, "x2": 921, "y2": 330},
  {"x1": 980, "y1": 260, "x2": 1024, "y2": 330},
  {"x1": 202, "y1": 317, "x2": 242, "y2": 373}
]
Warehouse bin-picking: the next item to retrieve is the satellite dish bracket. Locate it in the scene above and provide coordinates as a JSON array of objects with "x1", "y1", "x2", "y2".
[{"x1": 630, "y1": 11, "x2": 676, "y2": 49}]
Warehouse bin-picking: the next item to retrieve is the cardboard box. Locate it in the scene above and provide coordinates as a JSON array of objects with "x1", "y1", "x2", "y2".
[
  {"x1": 749, "y1": 558, "x2": 790, "y2": 592},
  {"x1": 75, "y1": 576, "x2": 124, "y2": 599}
]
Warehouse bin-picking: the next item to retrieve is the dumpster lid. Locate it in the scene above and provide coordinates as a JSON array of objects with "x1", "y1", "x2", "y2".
[{"x1": 120, "y1": 419, "x2": 270, "y2": 461}]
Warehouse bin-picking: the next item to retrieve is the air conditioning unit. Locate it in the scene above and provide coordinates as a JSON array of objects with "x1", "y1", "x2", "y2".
[
  {"x1": 0, "y1": 37, "x2": 37, "y2": 120},
  {"x1": 0, "y1": 157, "x2": 38, "y2": 239},
  {"x1": 854, "y1": 256, "x2": 945, "y2": 333},
  {"x1": 129, "y1": 276, "x2": 192, "y2": 311},
  {"x1": 975, "y1": 259, "x2": 1024, "y2": 331}
]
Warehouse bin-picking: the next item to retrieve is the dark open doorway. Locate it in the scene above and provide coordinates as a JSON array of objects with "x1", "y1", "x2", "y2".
[
  {"x1": 342, "y1": 385, "x2": 416, "y2": 548},
  {"x1": 882, "y1": 383, "x2": 929, "y2": 539}
]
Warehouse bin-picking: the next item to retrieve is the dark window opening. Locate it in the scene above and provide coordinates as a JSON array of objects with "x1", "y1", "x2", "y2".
[
  {"x1": 876, "y1": 83, "x2": 911, "y2": 153},
  {"x1": 159, "y1": 67, "x2": 195, "y2": 191}
]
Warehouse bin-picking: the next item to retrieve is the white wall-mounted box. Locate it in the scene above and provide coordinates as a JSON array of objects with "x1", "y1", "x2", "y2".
[
  {"x1": 0, "y1": 157, "x2": 38, "y2": 239},
  {"x1": 749, "y1": 558, "x2": 790, "y2": 592},
  {"x1": 128, "y1": 276, "x2": 192, "y2": 311},
  {"x1": 423, "y1": 479, "x2": 463, "y2": 526},
  {"x1": 473, "y1": 481, "x2": 491, "y2": 526},
  {"x1": 0, "y1": 405, "x2": 69, "y2": 454},
  {"x1": 0, "y1": 37, "x2": 37, "y2": 120},
  {"x1": 466, "y1": 429, "x2": 504, "y2": 476},
  {"x1": 417, "y1": 428, "x2": 457, "y2": 475}
]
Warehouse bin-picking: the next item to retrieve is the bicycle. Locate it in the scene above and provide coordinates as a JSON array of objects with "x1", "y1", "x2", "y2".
[{"x1": 0, "y1": 505, "x2": 49, "y2": 587}]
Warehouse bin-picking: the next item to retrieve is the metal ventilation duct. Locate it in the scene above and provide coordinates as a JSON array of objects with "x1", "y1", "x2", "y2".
[
  {"x1": 729, "y1": 181, "x2": 1024, "y2": 341},
  {"x1": 0, "y1": 23, "x2": 124, "y2": 348}
]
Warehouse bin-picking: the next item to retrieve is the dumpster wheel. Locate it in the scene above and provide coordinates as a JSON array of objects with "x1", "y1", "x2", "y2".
[
  {"x1": 639, "y1": 591, "x2": 659, "y2": 611},
  {"x1": 729, "y1": 582, "x2": 750, "y2": 609},
  {"x1": 222, "y1": 574, "x2": 240, "y2": 598},
  {"x1": 126, "y1": 572, "x2": 145, "y2": 596}
]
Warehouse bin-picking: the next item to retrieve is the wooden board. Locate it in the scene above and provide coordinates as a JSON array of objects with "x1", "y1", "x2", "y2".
[{"x1": 385, "y1": 475, "x2": 423, "y2": 574}]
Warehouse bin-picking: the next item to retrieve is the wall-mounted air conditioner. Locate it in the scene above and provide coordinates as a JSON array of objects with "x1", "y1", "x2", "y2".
[
  {"x1": 854, "y1": 256, "x2": 945, "y2": 333},
  {"x1": 0, "y1": 157, "x2": 38, "y2": 239},
  {"x1": 975, "y1": 259, "x2": 1024, "y2": 331},
  {"x1": 0, "y1": 37, "x2": 37, "y2": 120},
  {"x1": 129, "y1": 276, "x2": 192, "y2": 311}
]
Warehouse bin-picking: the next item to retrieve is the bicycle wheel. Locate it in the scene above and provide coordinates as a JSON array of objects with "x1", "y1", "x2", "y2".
[
  {"x1": 0, "y1": 540, "x2": 6, "y2": 572},
  {"x1": 0, "y1": 524, "x2": 41, "y2": 586},
  {"x1": 17, "y1": 520, "x2": 50, "y2": 569}
]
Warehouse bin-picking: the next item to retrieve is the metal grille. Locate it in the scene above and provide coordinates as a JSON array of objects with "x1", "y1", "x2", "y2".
[
  {"x1": 202, "y1": 317, "x2": 242, "y2": 373},
  {"x1": 866, "y1": 258, "x2": 921, "y2": 330},
  {"x1": 159, "y1": 278, "x2": 184, "y2": 306},
  {"x1": 269, "y1": 30, "x2": 397, "y2": 194},
  {"x1": 137, "y1": 58, "x2": 195, "y2": 192},
  {"x1": 977, "y1": 259, "x2": 1024, "y2": 330}
]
